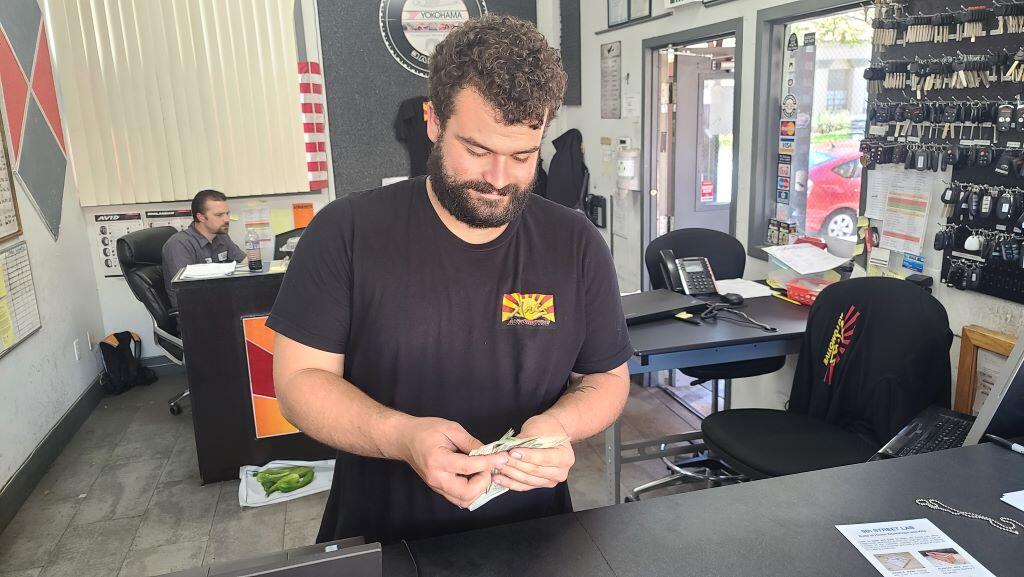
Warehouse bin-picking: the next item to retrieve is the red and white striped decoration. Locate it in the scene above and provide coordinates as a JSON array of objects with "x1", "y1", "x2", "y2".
[{"x1": 298, "y1": 61, "x2": 328, "y2": 190}]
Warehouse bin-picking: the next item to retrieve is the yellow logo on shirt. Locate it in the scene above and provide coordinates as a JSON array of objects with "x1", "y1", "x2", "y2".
[{"x1": 501, "y1": 293, "x2": 555, "y2": 327}]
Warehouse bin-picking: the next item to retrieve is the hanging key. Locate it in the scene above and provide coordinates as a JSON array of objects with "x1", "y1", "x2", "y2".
[
  {"x1": 959, "y1": 7, "x2": 990, "y2": 42},
  {"x1": 932, "y1": 13, "x2": 956, "y2": 43},
  {"x1": 907, "y1": 15, "x2": 929, "y2": 44}
]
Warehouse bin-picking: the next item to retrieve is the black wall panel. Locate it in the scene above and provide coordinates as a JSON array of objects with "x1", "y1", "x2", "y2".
[
  {"x1": 318, "y1": 1, "x2": 537, "y2": 195},
  {"x1": 560, "y1": 0, "x2": 582, "y2": 106}
]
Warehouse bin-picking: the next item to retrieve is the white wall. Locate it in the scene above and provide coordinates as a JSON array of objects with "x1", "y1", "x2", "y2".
[
  {"x1": 559, "y1": 0, "x2": 1024, "y2": 408},
  {"x1": 0, "y1": 169, "x2": 105, "y2": 488},
  {"x1": 82, "y1": 190, "x2": 332, "y2": 360},
  {"x1": 561, "y1": 0, "x2": 788, "y2": 292}
]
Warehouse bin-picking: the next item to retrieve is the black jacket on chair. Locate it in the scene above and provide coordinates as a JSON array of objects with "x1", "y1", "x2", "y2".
[
  {"x1": 787, "y1": 276, "x2": 953, "y2": 445},
  {"x1": 701, "y1": 277, "x2": 953, "y2": 480}
]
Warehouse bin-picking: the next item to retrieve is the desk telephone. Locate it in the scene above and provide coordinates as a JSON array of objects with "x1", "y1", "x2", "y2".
[{"x1": 659, "y1": 249, "x2": 718, "y2": 296}]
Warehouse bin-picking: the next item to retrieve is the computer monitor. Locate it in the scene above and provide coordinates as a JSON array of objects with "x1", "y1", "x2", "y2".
[{"x1": 964, "y1": 328, "x2": 1024, "y2": 445}]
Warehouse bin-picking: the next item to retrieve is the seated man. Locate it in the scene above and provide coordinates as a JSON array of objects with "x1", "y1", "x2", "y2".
[{"x1": 162, "y1": 189, "x2": 246, "y2": 307}]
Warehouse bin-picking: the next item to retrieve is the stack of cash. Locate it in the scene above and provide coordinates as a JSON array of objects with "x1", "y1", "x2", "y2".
[{"x1": 467, "y1": 428, "x2": 569, "y2": 511}]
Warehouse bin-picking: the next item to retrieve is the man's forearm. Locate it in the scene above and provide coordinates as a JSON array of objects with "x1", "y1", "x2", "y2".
[
  {"x1": 276, "y1": 368, "x2": 412, "y2": 460},
  {"x1": 542, "y1": 366, "x2": 630, "y2": 441}
]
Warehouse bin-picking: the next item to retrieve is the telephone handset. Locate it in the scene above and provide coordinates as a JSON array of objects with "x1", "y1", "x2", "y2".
[{"x1": 659, "y1": 249, "x2": 718, "y2": 296}]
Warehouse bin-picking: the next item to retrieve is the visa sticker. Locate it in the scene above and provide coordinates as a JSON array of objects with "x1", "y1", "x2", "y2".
[{"x1": 902, "y1": 253, "x2": 924, "y2": 273}]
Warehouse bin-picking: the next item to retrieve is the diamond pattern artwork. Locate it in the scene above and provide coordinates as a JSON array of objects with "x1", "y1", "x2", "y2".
[
  {"x1": 31, "y1": 27, "x2": 62, "y2": 152},
  {"x1": 0, "y1": 30, "x2": 27, "y2": 159},
  {"x1": 0, "y1": 2, "x2": 67, "y2": 241},
  {"x1": 18, "y1": 95, "x2": 65, "y2": 239},
  {"x1": 0, "y1": 0, "x2": 40, "y2": 79}
]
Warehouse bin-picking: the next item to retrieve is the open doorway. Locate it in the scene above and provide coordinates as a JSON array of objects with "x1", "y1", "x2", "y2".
[
  {"x1": 642, "y1": 24, "x2": 742, "y2": 418},
  {"x1": 651, "y1": 36, "x2": 736, "y2": 241}
]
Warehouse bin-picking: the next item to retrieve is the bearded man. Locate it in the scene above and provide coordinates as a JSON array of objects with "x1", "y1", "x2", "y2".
[{"x1": 267, "y1": 14, "x2": 632, "y2": 545}]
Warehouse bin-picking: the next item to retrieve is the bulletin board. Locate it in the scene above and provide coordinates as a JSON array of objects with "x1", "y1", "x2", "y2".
[
  {"x1": 0, "y1": 242, "x2": 41, "y2": 359},
  {"x1": 0, "y1": 103, "x2": 22, "y2": 243},
  {"x1": 863, "y1": 0, "x2": 1024, "y2": 303}
]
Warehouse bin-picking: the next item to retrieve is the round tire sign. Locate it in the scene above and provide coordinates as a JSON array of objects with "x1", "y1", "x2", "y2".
[{"x1": 379, "y1": 0, "x2": 487, "y2": 78}]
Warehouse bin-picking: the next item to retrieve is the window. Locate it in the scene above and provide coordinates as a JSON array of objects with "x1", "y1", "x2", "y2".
[
  {"x1": 778, "y1": 7, "x2": 872, "y2": 241},
  {"x1": 748, "y1": 1, "x2": 874, "y2": 255},
  {"x1": 832, "y1": 158, "x2": 861, "y2": 180}
]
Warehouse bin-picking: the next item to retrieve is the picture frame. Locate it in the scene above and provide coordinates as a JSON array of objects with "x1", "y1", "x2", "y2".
[
  {"x1": 953, "y1": 325, "x2": 1016, "y2": 415},
  {"x1": 0, "y1": 99, "x2": 22, "y2": 244}
]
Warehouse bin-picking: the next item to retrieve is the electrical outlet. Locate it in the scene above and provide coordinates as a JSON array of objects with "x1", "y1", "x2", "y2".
[{"x1": 73, "y1": 339, "x2": 81, "y2": 361}]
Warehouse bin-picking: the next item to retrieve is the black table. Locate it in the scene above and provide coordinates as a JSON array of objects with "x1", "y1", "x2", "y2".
[
  {"x1": 174, "y1": 267, "x2": 333, "y2": 483},
  {"x1": 382, "y1": 443, "x2": 1024, "y2": 576},
  {"x1": 602, "y1": 294, "x2": 810, "y2": 503}
]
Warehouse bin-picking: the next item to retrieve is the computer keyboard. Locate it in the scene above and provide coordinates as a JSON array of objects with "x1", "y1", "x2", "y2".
[{"x1": 896, "y1": 415, "x2": 972, "y2": 456}]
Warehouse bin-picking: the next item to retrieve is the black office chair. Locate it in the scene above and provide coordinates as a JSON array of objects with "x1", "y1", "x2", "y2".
[
  {"x1": 116, "y1": 226, "x2": 188, "y2": 415},
  {"x1": 643, "y1": 228, "x2": 787, "y2": 414},
  {"x1": 701, "y1": 277, "x2": 952, "y2": 480},
  {"x1": 273, "y1": 227, "x2": 305, "y2": 261}
]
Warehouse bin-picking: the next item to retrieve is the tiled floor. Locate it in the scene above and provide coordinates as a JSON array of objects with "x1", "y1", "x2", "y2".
[{"x1": 0, "y1": 371, "x2": 710, "y2": 577}]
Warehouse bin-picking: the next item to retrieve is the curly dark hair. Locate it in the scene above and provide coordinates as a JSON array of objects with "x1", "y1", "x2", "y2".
[{"x1": 428, "y1": 14, "x2": 566, "y2": 130}]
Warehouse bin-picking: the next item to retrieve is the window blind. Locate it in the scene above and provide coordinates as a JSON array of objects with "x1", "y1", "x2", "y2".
[{"x1": 45, "y1": 0, "x2": 309, "y2": 206}]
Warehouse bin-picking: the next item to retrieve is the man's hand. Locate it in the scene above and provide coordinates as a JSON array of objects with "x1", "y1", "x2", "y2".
[
  {"x1": 395, "y1": 416, "x2": 510, "y2": 509},
  {"x1": 493, "y1": 414, "x2": 575, "y2": 492}
]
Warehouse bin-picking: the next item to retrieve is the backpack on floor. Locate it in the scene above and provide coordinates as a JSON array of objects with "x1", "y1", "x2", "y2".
[{"x1": 99, "y1": 331, "x2": 158, "y2": 395}]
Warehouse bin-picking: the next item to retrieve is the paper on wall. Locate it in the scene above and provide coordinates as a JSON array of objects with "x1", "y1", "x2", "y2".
[
  {"x1": 878, "y1": 169, "x2": 939, "y2": 255},
  {"x1": 837, "y1": 519, "x2": 995, "y2": 576},
  {"x1": 270, "y1": 209, "x2": 293, "y2": 235},
  {"x1": 868, "y1": 247, "x2": 891, "y2": 270},
  {"x1": 864, "y1": 165, "x2": 896, "y2": 220},
  {"x1": 292, "y1": 202, "x2": 314, "y2": 228},
  {"x1": 973, "y1": 349, "x2": 1007, "y2": 415}
]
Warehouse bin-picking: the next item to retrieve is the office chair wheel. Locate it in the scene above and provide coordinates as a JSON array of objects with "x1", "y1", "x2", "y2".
[{"x1": 169, "y1": 403, "x2": 183, "y2": 416}]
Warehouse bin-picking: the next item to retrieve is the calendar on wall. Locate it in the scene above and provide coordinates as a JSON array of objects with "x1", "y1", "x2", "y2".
[{"x1": 0, "y1": 242, "x2": 41, "y2": 359}]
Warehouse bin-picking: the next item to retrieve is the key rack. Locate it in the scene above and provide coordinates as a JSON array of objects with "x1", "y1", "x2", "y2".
[{"x1": 864, "y1": 0, "x2": 1024, "y2": 304}]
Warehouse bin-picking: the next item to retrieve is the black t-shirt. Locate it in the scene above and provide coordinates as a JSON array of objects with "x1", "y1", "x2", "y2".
[
  {"x1": 394, "y1": 97, "x2": 432, "y2": 177},
  {"x1": 266, "y1": 177, "x2": 633, "y2": 545}
]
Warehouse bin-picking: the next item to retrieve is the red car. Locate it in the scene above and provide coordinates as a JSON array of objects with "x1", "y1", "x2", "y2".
[{"x1": 805, "y1": 146, "x2": 862, "y2": 239}]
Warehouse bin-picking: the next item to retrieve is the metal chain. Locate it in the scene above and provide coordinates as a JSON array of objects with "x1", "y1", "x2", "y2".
[{"x1": 916, "y1": 498, "x2": 1024, "y2": 535}]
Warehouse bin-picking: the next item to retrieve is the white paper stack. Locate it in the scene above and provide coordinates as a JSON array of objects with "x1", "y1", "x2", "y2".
[
  {"x1": 180, "y1": 262, "x2": 236, "y2": 279},
  {"x1": 714, "y1": 278, "x2": 776, "y2": 299},
  {"x1": 1001, "y1": 489, "x2": 1024, "y2": 513},
  {"x1": 763, "y1": 243, "x2": 851, "y2": 275}
]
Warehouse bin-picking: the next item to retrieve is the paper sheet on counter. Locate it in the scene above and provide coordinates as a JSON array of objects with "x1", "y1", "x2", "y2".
[
  {"x1": 714, "y1": 278, "x2": 776, "y2": 299},
  {"x1": 180, "y1": 262, "x2": 236, "y2": 279},
  {"x1": 837, "y1": 518, "x2": 995, "y2": 576},
  {"x1": 763, "y1": 243, "x2": 851, "y2": 275},
  {"x1": 1002, "y1": 489, "x2": 1024, "y2": 513}
]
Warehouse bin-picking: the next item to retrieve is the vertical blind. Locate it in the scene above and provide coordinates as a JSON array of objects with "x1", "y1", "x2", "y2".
[{"x1": 45, "y1": 0, "x2": 309, "y2": 206}]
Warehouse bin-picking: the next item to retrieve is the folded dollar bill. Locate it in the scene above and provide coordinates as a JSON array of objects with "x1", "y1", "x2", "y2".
[{"x1": 467, "y1": 429, "x2": 568, "y2": 511}]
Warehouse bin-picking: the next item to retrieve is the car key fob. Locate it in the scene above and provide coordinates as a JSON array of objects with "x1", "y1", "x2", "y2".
[
  {"x1": 998, "y1": 104, "x2": 1014, "y2": 131},
  {"x1": 997, "y1": 192, "x2": 1015, "y2": 220}
]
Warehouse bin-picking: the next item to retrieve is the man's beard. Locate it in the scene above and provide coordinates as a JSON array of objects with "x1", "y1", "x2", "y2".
[
  {"x1": 427, "y1": 142, "x2": 533, "y2": 229},
  {"x1": 217, "y1": 224, "x2": 229, "y2": 234}
]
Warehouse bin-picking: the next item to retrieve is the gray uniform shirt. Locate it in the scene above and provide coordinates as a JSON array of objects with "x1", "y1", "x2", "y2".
[{"x1": 162, "y1": 223, "x2": 246, "y2": 308}]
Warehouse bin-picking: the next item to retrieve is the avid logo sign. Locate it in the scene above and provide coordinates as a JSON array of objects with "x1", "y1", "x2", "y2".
[
  {"x1": 94, "y1": 213, "x2": 141, "y2": 222},
  {"x1": 379, "y1": 0, "x2": 486, "y2": 77}
]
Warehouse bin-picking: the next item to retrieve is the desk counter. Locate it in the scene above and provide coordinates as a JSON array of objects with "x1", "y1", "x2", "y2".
[
  {"x1": 382, "y1": 443, "x2": 1024, "y2": 576},
  {"x1": 174, "y1": 268, "x2": 333, "y2": 483}
]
